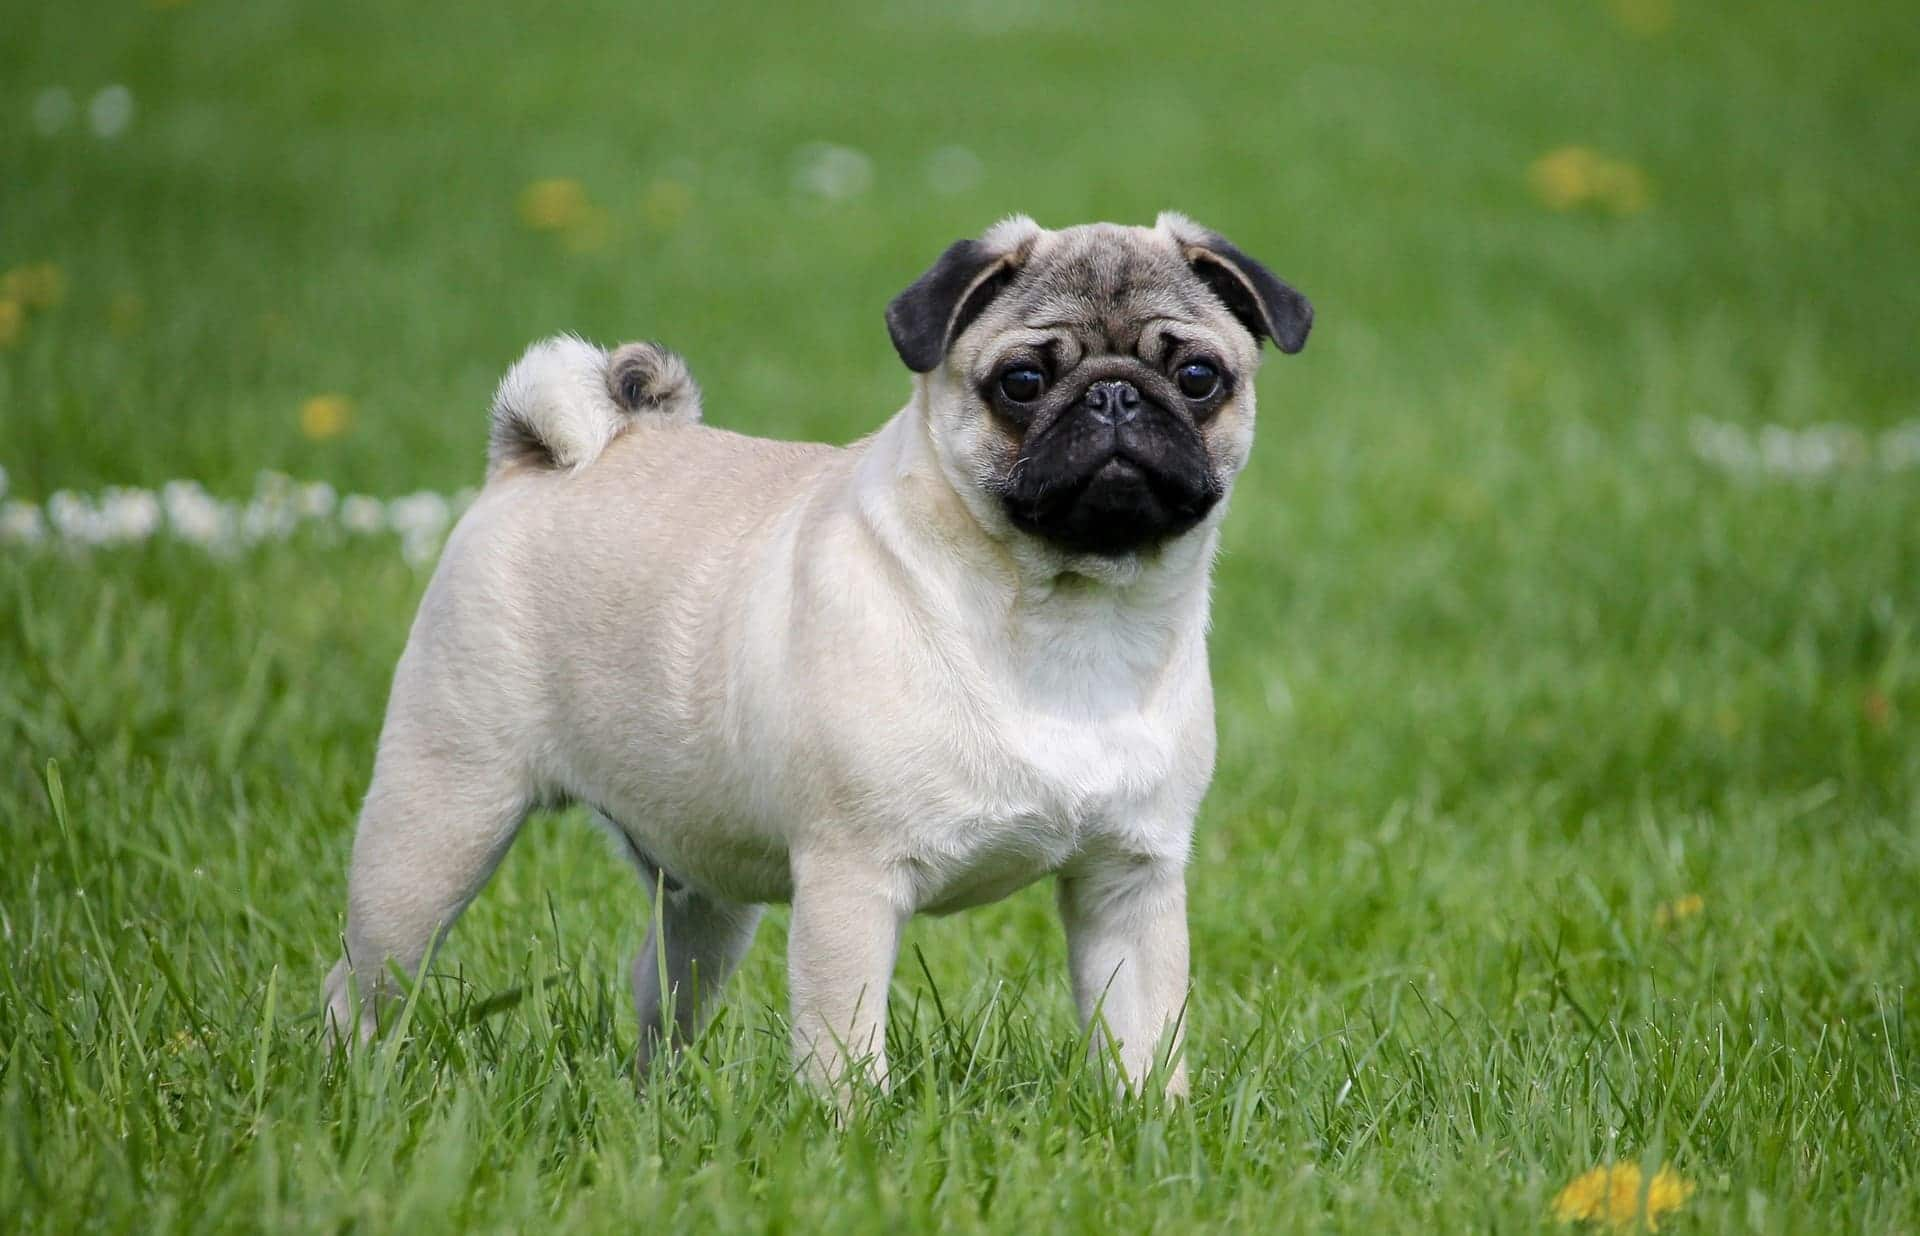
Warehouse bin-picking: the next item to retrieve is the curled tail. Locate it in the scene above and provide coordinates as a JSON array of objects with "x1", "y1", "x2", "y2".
[{"x1": 487, "y1": 335, "x2": 702, "y2": 477}]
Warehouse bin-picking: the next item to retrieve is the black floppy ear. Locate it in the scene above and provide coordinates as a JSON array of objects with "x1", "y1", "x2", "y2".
[
  {"x1": 1179, "y1": 229, "x2": 1313, "y2": 355},
  {"x1": 884, "y1": 239, "x2": 1018, "y2": 372}
]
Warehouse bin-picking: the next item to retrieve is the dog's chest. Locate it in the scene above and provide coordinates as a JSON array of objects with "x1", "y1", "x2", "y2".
[{"x1": 901, "y1": 637, "x2": 1188, "y2": 913}]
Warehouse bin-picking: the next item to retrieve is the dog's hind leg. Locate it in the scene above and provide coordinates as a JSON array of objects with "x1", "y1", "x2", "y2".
[
  {"x1": 321, "y1": 723, "x2": 531, "y2": 1045},
  {"x1": 600, "y1": 816, "x2": 763, "y2": 1071}
]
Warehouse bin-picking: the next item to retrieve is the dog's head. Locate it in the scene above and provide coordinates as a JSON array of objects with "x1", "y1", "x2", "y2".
[{"x1": 887, "y1": 213, "x2": 1311, "y2": 562}]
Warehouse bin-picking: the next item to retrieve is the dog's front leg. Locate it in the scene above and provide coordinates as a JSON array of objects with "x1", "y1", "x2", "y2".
[
  {"x1": 787, "y1": 849, "x2": 906, "y2": 1095},
  {"x1": 1056, "y1": 857, "x2": 1191, "y2": 1097}
]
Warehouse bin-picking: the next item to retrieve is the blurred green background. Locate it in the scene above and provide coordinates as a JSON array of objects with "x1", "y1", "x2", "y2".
[{"x1": 3, "y1": 0, "x2": 1917, "y2": 1231}]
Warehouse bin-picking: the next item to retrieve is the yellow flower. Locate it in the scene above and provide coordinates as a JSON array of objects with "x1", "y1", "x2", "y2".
[
  {"x1": 299, "y1": 394, "x2": 353, "y2": 441},
  {"x1": 518, "y1": 178, "x2": 592, "y2": 232},
  {"x1": 1553, "y1": 1163, "x2": 1694, "y2": 1229},
  {"x1": 1654, "y1": 893, "x2": 1705, "y2": 927},
  {"x1": 3, "y1": 262, "x2": 67, "y2": 310},
  {"x1": 1529, "y1": 147, "x2": 1604, "y2": 211},
  {"x1": 1608, "y1": 0, "x2": 1674, "y2": 37},
  {"x1": 0, "y1": 299, "x2": 22, "y2": 349},
  {"x1": 1528, "y1": 148, "x2": 1654, "y2": 216}
]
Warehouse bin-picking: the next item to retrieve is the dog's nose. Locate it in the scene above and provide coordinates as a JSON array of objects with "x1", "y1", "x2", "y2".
[{"x1": 1081, "y1": 379, "x2": 1142, "y2": 425}]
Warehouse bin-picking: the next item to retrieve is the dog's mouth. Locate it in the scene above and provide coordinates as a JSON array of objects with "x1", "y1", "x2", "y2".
[{"x1": 1000, "y1": 413, "x2": 1220, "y2": 556}]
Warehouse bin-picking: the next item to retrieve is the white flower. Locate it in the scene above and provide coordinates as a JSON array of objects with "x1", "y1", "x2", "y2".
[
  {"x1": 0, "y1": 501, "x2": 45, "y2": 544},
  {"x1": 98, "y1": 487, "x2": 162, "y2": 542},
  {"x1": 39, "y1": 487, "x2": 162, "y2": 546},
  {"x1": 1760, "y1": 424, "x2": 1867, "y2": 477},
  {"x1": 298, "y1": 481, "x2": 338, "y2": 520},
  {"x1": 386, "y1": 491, "x2": 450, "y2": 535},
  {"x1": 241, "y1": 499, "x2": 291, "y2": 543},
  {"x1": 399, "y1": 531, "x2": 440, "y2": 567},
  {"x1": 1688, "y1": 418, "x2": 1753, "y2": 472},
  {"x1": 1691, "y1": 417, "x2": 1920, "y2": 478},
  {"x1": 793, "y1": 143, "x2": 874, "y2": 201},
  {"x1": 388, "y1": 492, "x2": 453, "y2": 567},
  {"x1": 1, "y1": 466, "x2": 495, "y2": 561},
  {"x1": 88, "y1": 85, "x2": 134, "y2": 140},
  {"x1": 163, "y1": 480, "x2": 235, "y2": 548},
  {"x1": 239, "y1": 471, "x2": 303, "y2": 544},
  {"x1": 1880, "y1": 423, "x2": 1920, "y2": 471},
  {"x1": 338, "y1": 494, "x2": 386, "y2": 534},
  {"x1": 46, "y1": 491, "x2": 98, "y2": 544}
]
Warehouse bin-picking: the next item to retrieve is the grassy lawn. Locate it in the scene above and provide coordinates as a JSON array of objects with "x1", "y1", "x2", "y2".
[{"x1": 4, "y1": 0, "x2": 1917, "y2": 1230}]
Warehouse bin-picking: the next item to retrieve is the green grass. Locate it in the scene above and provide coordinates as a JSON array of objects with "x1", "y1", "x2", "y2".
[{"x1": 4, "y1": 0, "x2": 1918, "y2": 1230}]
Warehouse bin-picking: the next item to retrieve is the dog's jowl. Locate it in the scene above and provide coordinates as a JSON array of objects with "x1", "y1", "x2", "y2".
[{"x1": 322, "y1": 214, "x2": 1311, "y2": 1096}]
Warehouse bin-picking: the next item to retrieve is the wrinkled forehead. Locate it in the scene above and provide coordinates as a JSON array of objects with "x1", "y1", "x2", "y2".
[{"x1": 982, "y1": 224, "x2": 1237, "y2": 357}]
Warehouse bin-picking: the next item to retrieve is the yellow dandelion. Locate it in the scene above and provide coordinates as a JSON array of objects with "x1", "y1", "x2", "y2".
[
  {"x1": 1554, "y1": 1163, "x2": 1694, "y2": 1229},
  {"x1": 641, "y1": 178, "x2": 694, "y2": 232},
  {"x1": 0, "y1": 299, "x2": 23, "y2": 349},
  {"x1": 1529, "y1": 148, "x2": 1654, "y2": 215},
  {"x1": 1529, "y1": 147, "x2": 1605, "y2": 211},
  {"x1": 1654, "y1": 893, "x2": 1705, "y2": 927},
  {"x1": 1607, "y1": 0, "x2": 1674, "y2": 37},
  {"x1": 299, "y1": 394, "x2": 353, "y2": 441},
  {"x1": 108, "y1": 291, "x2": 146, "y2": 337},
  {"x1": 3, "y1": 262, "x2": 67, "y2": 310},
  {"x1": 518, "y1": 178, "x2": 592, "y2": 232}
]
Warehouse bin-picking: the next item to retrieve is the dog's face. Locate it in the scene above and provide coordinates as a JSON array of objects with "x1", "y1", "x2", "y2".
[{"x1": 887, "y1": 213, "x2": 1311, "y2": 560}]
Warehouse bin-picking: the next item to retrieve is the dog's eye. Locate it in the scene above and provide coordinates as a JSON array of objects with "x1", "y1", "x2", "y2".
[
  {"x1": 998, "y1": 367, "x2": 1045, "y2": 403},
  {"x1": 1176, "y1": 361, "x2": 1220, "y2": 399}
]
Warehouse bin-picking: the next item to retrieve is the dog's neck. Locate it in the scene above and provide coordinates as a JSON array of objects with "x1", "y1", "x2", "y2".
[{"x1": 849, "y1": 396, "x2": 1219, "y2": 693}]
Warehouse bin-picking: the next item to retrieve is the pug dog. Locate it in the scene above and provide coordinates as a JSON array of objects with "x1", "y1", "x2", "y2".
[{"x1": 321, "y1": 213, "x2": 1311, "y2": 1096}]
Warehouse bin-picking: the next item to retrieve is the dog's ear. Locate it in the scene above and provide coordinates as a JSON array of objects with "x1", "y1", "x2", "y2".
[
  {"x1": 1159, "y1": 213, "x2": 1313, "y2": 355},
  {"x1": 885, "y1": 217, "x2": 1039, "y2": 372}
]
